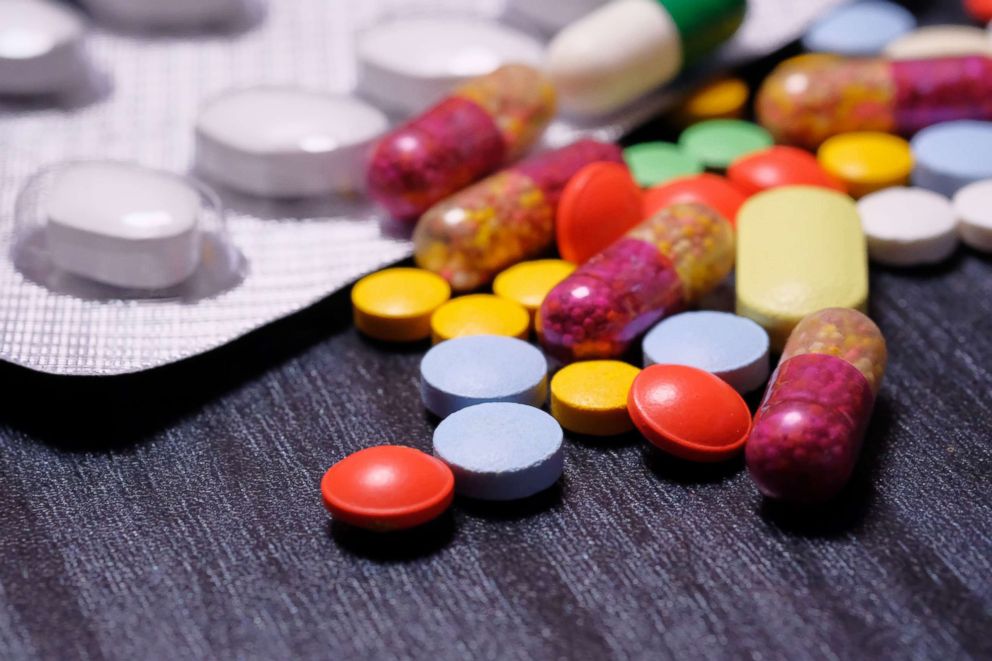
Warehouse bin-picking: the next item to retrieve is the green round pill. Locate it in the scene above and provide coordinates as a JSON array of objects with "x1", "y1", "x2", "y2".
[
  {"x1": 679, "y1": 119, "x2": 774, "y2": 170},
  {"x1": 623, "y1": 142, "x2": 704, "y2": 188}
]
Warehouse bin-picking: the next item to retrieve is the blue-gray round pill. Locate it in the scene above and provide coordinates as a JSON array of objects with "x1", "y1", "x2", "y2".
[
  {"x1": 420, "y1": 335, "x2": 548, "y2": 418},
  {"x1": 432, "y1": 402, "x2": 564, "y2": 501},
  {"x1": 642, "y1": 311, "x2": 770, "y2": 393},
  {"x1": 802, "y1": 1, "x2": 916, "y2": 56},
  {"x1": 911, "y1": 120, "x2": 992, "y2": 197}
]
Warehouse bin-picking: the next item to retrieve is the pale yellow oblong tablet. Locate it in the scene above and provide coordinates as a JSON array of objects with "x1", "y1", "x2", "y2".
[{"x1": 736, "y1": 186, "x2": 868, "y2": 350}]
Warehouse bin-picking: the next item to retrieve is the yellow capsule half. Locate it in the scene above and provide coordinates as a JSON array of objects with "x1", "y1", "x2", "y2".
[{"x1": 736, "y1": 186, "x2": 868, "y2": 350}]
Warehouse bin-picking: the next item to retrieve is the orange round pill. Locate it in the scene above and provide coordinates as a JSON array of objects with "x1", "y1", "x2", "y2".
[
  {"x1": 556, "y1": 161, "x2": 643, "y2": 264},
  {"x1": 627, "y1": 364, "x2": 751, "y2": 462},
  {"x1": 320, "y1": 445, "x2": 454, "y2": 531},
  {"x1": 728, "y1": 146, "x2": 847, "y2": 196},
  {"x1": 642, "y1": 174, "x2": 746, "y2": 226}
]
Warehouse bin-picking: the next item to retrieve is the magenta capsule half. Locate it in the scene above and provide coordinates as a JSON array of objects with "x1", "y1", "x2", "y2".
[
  {"x1": 746, "y1": 308, "x2": 888, "y2": 503},
  {"x1": 414, "y1": 139, "x2": 624, "y2": 292},
  {"x1": 366, "y1": 64, "x2": 556, "y2": 221},
  {"x1": 537, "y1": 202, "x2": 735, "y2": 361},
  {"x1": 757, "y1": 55, "x2": 992, "y2": 148}
]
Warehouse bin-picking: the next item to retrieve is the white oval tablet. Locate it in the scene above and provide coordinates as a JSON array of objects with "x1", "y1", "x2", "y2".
[
  {"x1": 357, "y1": 16, "x2": 545, "y2": 115},
  {"x1": 195, "y1": 87, "x2": 388, "y2": 198},
  {"x1": 883, "y1": 25, "x2": 992, "y2": 59},
  {"x1": 79, "y1": 0, "x2": 258, "y2": 30},
  {"x1": 0, "y1": 0, "x2": 89, "y2": 95},
  {"x1": 856, "y1": 187, "x2": 958, "y2": 266},
  {"x1": 954, "y1": 179, "x2": 992, "y2": 253},
  {"x1": 45, "y1": 162, "x2": 202, "y2": 289}
]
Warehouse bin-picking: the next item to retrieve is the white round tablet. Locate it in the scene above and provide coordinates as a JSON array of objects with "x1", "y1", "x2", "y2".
[
  {"x1": 954, "y1": 179, "x2": 992, "y2": 253},
  {"x1": 45, "y1": 162, "x2": 202, "y2": 289},
  {"x1": 857, "y1": 187, "x2": 958, "y2": 266},
  {"x1": 883, "y1": 25, "x2": 992, "y2": 59},
  {"x1": 79, "y1": 0, "x2": 259, "y2": 30},
  {"x1": 357, "y1": 16, "x2": 545, "y2": 115},
  {"x1": 0, "y1": 0, "x2": 89, "y2": 95},
  {"x1": 195, "y1": 87, "x2": 388, "y2": 198}
]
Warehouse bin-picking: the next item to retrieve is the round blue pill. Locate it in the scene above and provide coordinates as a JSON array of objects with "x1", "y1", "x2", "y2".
[
  {"x1": 432, "y1": 402, "x2": 564, "y2": 501},
  {"x1": 911, "y1": 121, "x2": 992, "y2": 197},
  {"x1": 802, "y1": 1, "x2": 916, "y2": 56},
  {"x1": 420, "y1": 335, "x2": 548, "y2": 418},
  {"x1": 642, "y1": 311, "x2": 770, "y2": 393}
]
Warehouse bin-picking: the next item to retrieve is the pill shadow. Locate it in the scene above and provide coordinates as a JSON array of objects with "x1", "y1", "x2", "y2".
[
  {"x1": 329, "y1": 513, "x2": 456, "y2": 562},
  {"x1": 869, "y1": 248, "x2": 966, "y2": 280},
  {"x1": 758, "y1": 396, "x2": 893, "y2": 538},
  {"x1": 455, "y1": 482, "x2": 564, "y2": 522},
  {"x1": 567, "y1": 430, "x2": 642, "y2": 450},
  {"x1": 0, "y1": 70, "x2": 113, "y2": 112},
  {"x1": 79, "y1": 0, "x2": 268, "y2": 39},
  {"x1": 642, "y1": 446, "x2": 745, "y2": 485}
]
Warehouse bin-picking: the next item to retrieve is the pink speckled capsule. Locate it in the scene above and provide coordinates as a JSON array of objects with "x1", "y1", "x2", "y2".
[
  {"x1": 746, "y1": 308, "x2": 887, "y2": 503},
  {"x1": 414, "y1": 139, "x2": 624, "y2": 292},
  {"x1": 757, "y1": 55, "x2": 992, "y2": 148},
  {"x1": 366, "y1": 64, "x2": 556, "y2": 221},
  {"x1": 537, "y1": 202, "x2": 735, "y2": 361}
]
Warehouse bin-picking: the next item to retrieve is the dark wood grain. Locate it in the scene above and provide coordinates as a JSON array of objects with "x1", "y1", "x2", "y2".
[{"x1": 1, "y1": 3, "x2": 990, "y2": 660}]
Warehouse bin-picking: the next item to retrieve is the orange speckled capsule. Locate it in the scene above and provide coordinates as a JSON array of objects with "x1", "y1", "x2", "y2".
[
  {"x1": 746, "y1": 308, "x2": 887, "y2": 503},
  {"x1": 414, "y1": 139, "x2": 624, "y2": 292}
]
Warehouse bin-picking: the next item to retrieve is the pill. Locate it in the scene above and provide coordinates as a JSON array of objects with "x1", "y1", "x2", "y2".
[
  {"x1": 728, "y1": 146, "x2": 846, "y2": 195},
  {"x1": 756, "y1": 54, "x2": 992, "y2": 148},
  {"x1": 503, "y1": 0, "x2": 606, "y2": 33},
  {"x1": 321, "y1": 446, "x2": 454, "y2": 531},
  {"x1": 414, "y1": 139, "x2": 623, "y2": 291},
  {"x1": 675, "y1": 77, "x2": 749, "y2": 126},
  {"x1": 493, "y1": 260, "x2": 576, "y2": 319},
  {"x1": 623, "y1": 142, "x2": 703, "y2": 188},
  {"x1": 366, "y1": 65, "x2": 555, "y2": 222},
  {"x1": 556, "y1": 161, "x2": 644, "y2": 264},
  {"x1": 539, "y1": 202, "x2": 734, "y2": 362},
  {"x1": 954, "y1": 179, "x2": 992, "y2": 252},
  {"x1": 746, "y1": 308, "x2": 887, "y2": 503},
  {"x1": 857, "y1": 187, "x2": 958, "y2": 266},
  {"x1": 550, "y1": 360, "x2": 641, "y2": 436},
  {"x1": 642, "y1": 311, "x2": 769, "y2": 393},
  {"x1": 433, "y1": 402, "x2": 564, "y2": 501},
  {"x1": 802, "y1": 1, "x2": 916, "y2": 57},
  {"x1": 678, "y1": 120, "x2": 774, "y2": 171},
  {"x1": 965, "y1": 0, "x2": 992, "y2": 23},
  {"x1": 818, "y1": 132, "x2": 913, "y2": 198},
  {"x1": 195, "y1": 87, "x2": 387, "y2": 198},
  {"x1": 45, "y1": 161, "x2": 202, "y2": 290},
  {"x1": 884, "y1": 25, "x2": 992, "y2": 59},
  {"x1": 0, "y1": 0, "x2": 89, "y2": 95},
  {"x1": 80, "y1": 0, "x2": 257, "y2": 29},
  {"x1": 911, "y1": 120, "x2": 992, "y2": 197},
  {"x1": 420, "y1": 335, "x2": 548, "y2": 418},
  {"x1": 736, "y1": 187, "x2": 867, "y2": 349},
  {"x1": 548, "y1": 0, "x2": 746, "y2": 116},
  {"x1": 642, "y1": 174, "x2": 747, "y2": 224},
  {"x1": 351, "y1": 268, "x2": 451, "y2": 342},
  {"x1": 430, "y1": 294, "x2": 530, "y2": 343},
  {"x1": 628, "y1": 364, "x2": 751, "y2": 462},
  {"x1": 357, "y1": 17, "x2": 545, "y2": 116}
]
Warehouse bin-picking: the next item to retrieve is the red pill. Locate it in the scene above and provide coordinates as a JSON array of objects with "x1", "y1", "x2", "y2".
[
  {"x1": 965, "y1": 0, "x2": 992, "y2": 23},
  {"x1": 642, "y1": 174, "x2": 747, "y2": 226},
  {"x1": 556, "y1": 161, "x2": 643, "y2": 264},
  {"x1": 627, "y1": 364, "x2": 751, "y2": 462},
  {"x1": 728, "y1": 146, "x2": 847, "y2": 195},
  {"x1": 321, "y1": 445, "x2": 454, "y2": 531}
]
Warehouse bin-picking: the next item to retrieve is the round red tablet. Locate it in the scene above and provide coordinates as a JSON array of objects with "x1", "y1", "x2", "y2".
[
  {"x1": 627, "y1": 364, "x2": 751, "y2": 462},
  {"x1": 557, "y1": 161, "x2": 643, "y2": 264},
  {"x1": 965, "y1": 0, "x2": 992, "y2": 22},
  {"x1": 642, "y1": 174, "x2": 746, "y2": 226},
  {"x1": 320, "y1": 445, "x2": 454, "y2": 531},
  {"x1": 728, "y1": 146, "x2": 846, "y2": 196}
]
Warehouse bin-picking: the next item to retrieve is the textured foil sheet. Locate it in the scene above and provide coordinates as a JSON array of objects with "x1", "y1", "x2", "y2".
[{"x1": 0, "y1": 0, "x2": 842, "y2": 375}]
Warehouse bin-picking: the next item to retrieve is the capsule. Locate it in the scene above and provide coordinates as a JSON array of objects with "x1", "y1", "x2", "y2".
[
  {"x1": 366, "y1": 64, "x2": 556, "y2": 221},
  {"x1": 537, "y1": 202, "x2": 734, "y2": 361},
  {"x1": 746, "y1": 308, "x2": 887, "y2": 504},
  {"x1": 548, "y1": 0, "x2": 745, "y2": 117},
  {"x1": 414, "y1": 139, "x2": 623, "y2": 292},
  {"x1": 757, "y1": 54, "x2": 992, "y2": 148}
]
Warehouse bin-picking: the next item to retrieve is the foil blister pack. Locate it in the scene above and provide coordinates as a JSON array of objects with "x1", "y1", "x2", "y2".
[{"x1": 0, "y1": 0, "x2": 840, "y2": 375}]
